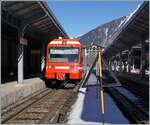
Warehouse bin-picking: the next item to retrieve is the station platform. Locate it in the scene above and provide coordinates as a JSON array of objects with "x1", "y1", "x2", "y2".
[
  {"x1": 114, "y1": 71, "x2": 149, "y2": 96},
  {"x1": 1, "y1": 78, "x2": 46, "y2": 109},
  {"x1": 67, "y1": 73, "x2": 129, "y2": 124},
  {"x1": 114, "y1": 71, "x2": 149, "y2": 85}
]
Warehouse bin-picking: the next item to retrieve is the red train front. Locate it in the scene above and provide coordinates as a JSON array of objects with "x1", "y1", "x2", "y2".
[{"x1": 46, "y1": 37, "x2": 83, "y2": 83}]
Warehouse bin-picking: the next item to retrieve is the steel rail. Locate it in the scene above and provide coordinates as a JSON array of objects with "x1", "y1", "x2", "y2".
[
  {"x1": 2, "y1": 88, "x2": 52, "y2": 123},
  {"x1": 3, "y1": 89, "x2": 76, "y2": 124}
]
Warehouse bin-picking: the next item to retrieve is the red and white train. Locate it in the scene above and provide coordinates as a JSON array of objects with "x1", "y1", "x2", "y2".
[{"x1": 45, "y1": 37, "x2": 83, "y2": 84}]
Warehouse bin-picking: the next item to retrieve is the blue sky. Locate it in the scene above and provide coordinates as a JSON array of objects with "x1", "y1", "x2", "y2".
[{"x1": 47, "y1": 1, "x2": 142, "y2": 37}]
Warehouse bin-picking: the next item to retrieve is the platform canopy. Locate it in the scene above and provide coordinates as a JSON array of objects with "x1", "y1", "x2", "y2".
[
  {"x1": 2, "y1": 1, "x2": 68, "y2": 40},
  {"x1": 103, "y1": 1, "x2": 149, "y2": 58}
]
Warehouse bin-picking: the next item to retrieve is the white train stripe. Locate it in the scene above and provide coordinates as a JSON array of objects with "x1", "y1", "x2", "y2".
[
  {"x1": 50, "y1": 41, "x2": 80, "y2": 43},
  {"x1": 47, "y1": 66, "x2": 82, "y2": 70},
  {"x1": 55, "y1": 66, "x2": 70, "y2": 69},
  {"x1": 67, "y1": 41, "x2": 80, "y2": 43},
  {"x1": 49, "y1": 41, "x2": 80, "y2": 44},
  {"x1": 50, "y1": 41, "x2": 62, "y2": 44}
]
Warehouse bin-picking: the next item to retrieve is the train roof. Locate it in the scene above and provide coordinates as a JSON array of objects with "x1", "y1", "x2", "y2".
[
  {"x1": 50, "y1": 38, "x2": 79, "y2": 41},
  {"x1": 48, "y1": 38, "x2": 82, "y2": 46}
]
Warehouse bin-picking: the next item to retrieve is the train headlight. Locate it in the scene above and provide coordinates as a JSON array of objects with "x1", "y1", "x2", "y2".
[{"x1": 48, "y1": 66, "x2": 55, "y2": 69}]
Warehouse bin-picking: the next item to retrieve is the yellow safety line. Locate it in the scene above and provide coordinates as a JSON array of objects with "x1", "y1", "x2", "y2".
[
  {"x1": 98, "y1": 47, "x2": 105, "y2": 115},
  {"x1": 98, "y1": 48, "x2": 102, "y2": 78},
  {"x1": 101, "y1": 90, "x2": 104, "y2": 114}
]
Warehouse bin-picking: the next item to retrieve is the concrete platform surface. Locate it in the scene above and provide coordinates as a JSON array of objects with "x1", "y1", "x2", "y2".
[{"x1": 1, "y1": 78, "x2": 46, "y2": 109}]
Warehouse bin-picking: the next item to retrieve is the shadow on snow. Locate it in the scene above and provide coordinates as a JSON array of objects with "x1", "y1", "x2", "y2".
[{"x1": 80, "y1": 73, "x2": 129, "y2": 124}]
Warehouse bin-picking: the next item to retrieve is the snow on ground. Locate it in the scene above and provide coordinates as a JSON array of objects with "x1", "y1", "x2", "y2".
[
  {"x1": 86, "y1": 73, "x2": 97, "y2": 86},
  {"x1": 67, "y1": 74, "x2": 129, "y2": 124}
]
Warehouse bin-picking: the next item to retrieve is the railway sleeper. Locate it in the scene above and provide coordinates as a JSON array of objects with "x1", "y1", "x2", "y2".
[
  {"x1": 3, "y1": 89, "x2": 77, "y2": 124},
  {"x1": 2, "y1": 88, "x2": 51, "y2": 123}
]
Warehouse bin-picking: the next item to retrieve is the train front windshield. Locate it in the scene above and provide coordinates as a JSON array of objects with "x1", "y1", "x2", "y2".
[{"x1": 48, "y1": 47, "x2": 79, "y2": 63}]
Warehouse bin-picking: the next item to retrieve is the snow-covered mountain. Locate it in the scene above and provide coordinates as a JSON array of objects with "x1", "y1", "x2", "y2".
[{"x1": 78, "y1": 16, "x2": 126, "y2": 47}]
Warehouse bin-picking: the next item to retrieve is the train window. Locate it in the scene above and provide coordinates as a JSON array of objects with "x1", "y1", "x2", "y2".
[{"x1": 48, "y1": 47, "x2": 79, "y2": 63}]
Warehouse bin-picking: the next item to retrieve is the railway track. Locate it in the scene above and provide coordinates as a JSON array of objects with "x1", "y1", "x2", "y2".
[
  {"x1": 105, "y1": 87, "x2": 149, "y2": 124},
  {"x1": 2, "y1": 88, "x2": 77, "y2": 124}
]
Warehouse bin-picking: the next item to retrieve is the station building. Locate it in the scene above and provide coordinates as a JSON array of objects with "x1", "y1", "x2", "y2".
[
  {"x1": 1, "y1": 1, "x2": 68, "y2": 83},
  {"x1": 103, "y1": 1, "x2": 149, "y2": 79}
]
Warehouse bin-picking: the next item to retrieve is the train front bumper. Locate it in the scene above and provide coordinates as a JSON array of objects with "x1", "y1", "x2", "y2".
[{"x1": 46, "y1": 67, "x2": 83, "y2": 80}]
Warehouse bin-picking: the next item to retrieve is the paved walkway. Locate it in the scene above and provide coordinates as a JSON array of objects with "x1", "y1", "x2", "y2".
[{"x1": 67, "y1": 74, "x2": 129, "y2": 124}]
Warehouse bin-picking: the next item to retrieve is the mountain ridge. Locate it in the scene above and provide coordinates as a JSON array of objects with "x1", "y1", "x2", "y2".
[{"x1": 78, "y1": 16, "x2": 126, "y2": 47}]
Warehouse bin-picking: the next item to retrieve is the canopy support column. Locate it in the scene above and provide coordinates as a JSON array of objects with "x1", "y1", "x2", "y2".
[
  {"x1": 17, "y1": 29, "x2": 24, "y2": 83},
  {"x1": 140, "y1": 37, "x2": 146, "y2": 78},
  {"x1": 128, "y1": 49, "x2": 131, "y2": 73}
]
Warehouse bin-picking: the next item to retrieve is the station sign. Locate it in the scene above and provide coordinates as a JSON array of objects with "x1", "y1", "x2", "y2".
[{"x1": 20, "y1": 37, "x2": 28, "y2": 45}]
